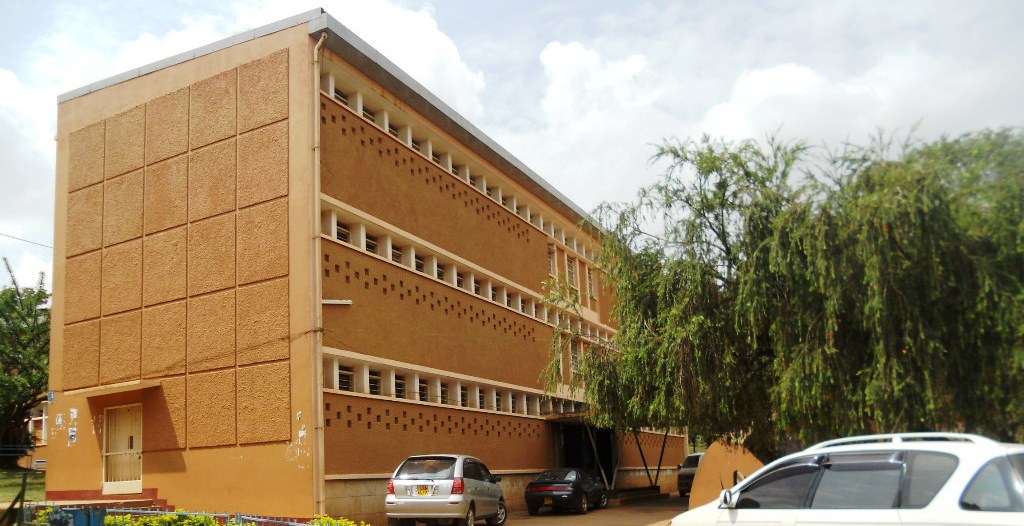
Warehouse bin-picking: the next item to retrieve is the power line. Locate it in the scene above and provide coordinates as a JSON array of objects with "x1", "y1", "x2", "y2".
[{"x1": 0, "y1": 232, "x2": 53, "y2": 249}]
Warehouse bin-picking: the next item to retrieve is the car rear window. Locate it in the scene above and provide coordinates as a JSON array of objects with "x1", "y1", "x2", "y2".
[
  {"x1": 682, "y1": 454, "x2": 702, "y2": 468},
  {"x1": 961, "y1": 456, "x2": 1024, "y2": 512},
  {"x1": 810, "y1": 452, "x2": 903, "y2": 509},
  {"x1": 396, "y1": 457, "x2": 456, "y2": 480},
  {"x1": 538, "y1": 470, "x2": 575, "y2": 481},
  {"x1": 901, "y1": 451, "x2": 958, "y2": 508}
]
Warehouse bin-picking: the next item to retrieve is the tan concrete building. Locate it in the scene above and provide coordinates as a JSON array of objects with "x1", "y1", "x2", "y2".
[{"x1": 49, "y1": 9, "x2": 686, "y2": 523}]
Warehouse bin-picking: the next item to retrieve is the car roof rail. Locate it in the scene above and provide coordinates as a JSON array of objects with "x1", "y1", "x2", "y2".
[{"x1": 805, "y1": 432, "x2": 997, "y2": 451}]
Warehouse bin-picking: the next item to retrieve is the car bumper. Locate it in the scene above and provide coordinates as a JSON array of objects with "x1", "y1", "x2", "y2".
[
  {"x1": 384, "y1": 496, "x2": 470, "y2": 519},
  {"x1": 525, "y1": 492, "x2": 579, "y2": 508}
]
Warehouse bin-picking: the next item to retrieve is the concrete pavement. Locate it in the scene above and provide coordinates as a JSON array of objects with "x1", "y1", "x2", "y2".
[{"x1": 507, "y1": 495, "x2": 687, "y2": 526}]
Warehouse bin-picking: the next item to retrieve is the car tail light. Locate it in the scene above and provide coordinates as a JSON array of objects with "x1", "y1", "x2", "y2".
[
  {"x1": 452, "y1": 477, "x2": 465, "y2": 495},
  {"x1": 529, "y1": 484, "x2": 569, "y2": 492},
  {"x1": 387, "y1": 478, "x2": 395, "y2": 495}
]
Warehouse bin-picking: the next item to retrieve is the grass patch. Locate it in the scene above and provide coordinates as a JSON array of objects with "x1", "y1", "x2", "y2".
[{"x1": 0, "y1": 468, "x2": 45, "y2": 503}]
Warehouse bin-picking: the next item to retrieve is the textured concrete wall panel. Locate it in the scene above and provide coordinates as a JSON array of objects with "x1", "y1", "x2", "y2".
[
  {"x1": 144, "y1": 156, "x2": 189, "y2": 235},
  {"x1": 145, "y1": 87, "x2": 189, "y2": 164},
  {"x1": 236, "y1": 198, "x2": 288, "y2": 285},
  {"x1": 143, "y1": 227, "x2": 187, "y2": 306},
  {"x1": 190, "y1": 69, "x2": 237, "y2": 149},
  {"x1": 103, "y1": 170, "x2": 144, "y2": 246},
  {"x1": 68, "y1": 121, "x2": 105, "y2": 192},
  {"x1": 186, "y1": 369, "x2": 236, "y2": 448},
  {"x1": 65, "y1": 185, "x2": 103, "y2": 256},
  {"x1": 105, "y1": 105, "x2": 145, "y2": 179},
  {"x1": 238, "y1": 49, "x2": 288, "y2": 133},
  {"x1": 237, "y1": 362, "x2": 290, "y2": 444},
  {"x1": 143, "y1": 376, "x2": 186, "y2": 451},
  {"x1": 236, "y1": 277, "x2": 289, "y2": 365},
  {"x1": 101, "y1": 240, "x2": 143, "y2": 315},
  {"x1": 237, "y1": 120, "x2": 288, "y2": 208},
  {"x1": 99, "y1": 311, "x2": 141, "y2": 384},
  {"x1": 64, "y1": 252, "x2": 102, "y2": 324},
  {"x1": 189, "y1": 139, "x2": 236, "y2": 222},
  {"x1": 187, "y1": 288, "x2": 236, "y2": 372},
  {"x1": 63, "y1": 321, "x2": 100, "y2": 390},
  {"x1": 141, "y1": 300, "x2": 186, "y2": 377},
  {"x1": 187, "y1": 214, "x2": 236, "y2": 295}
]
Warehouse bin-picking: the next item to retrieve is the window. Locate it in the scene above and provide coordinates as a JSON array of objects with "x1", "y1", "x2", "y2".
[
  {"x1": 368, "y1": 370, "x2": 382, "y2": 395},
  {"x1": 365, "y1": 235, "x2": 378, "y2": 254},
  {"x1": 395, "y1": 375, "x2": 406, "y2": 398},
  {"x1": 547, "y1": 245, "x2": 556, "y2": 275},
  {"x1": 510, "y1": 395, "x2": 517, "y2": 413},
  {"x1": 362, "y1": 107, "x2": 376, "y2": 121},
  {"x1": 387, "y1": 123, "x2": 399, "y2": 137},
  {"x1": 478, "y1": 390, "x2": 485, "y2": 409},
  {"x1": 460, "y1": 386, "x2": 468, "y2": 407},
  {"x1": 567, "y1": 257, "x2": 578, "y2": 287},
  {"x1": 431, "y1": 152, "x2": 441, "y2": 163},
  {"x1": 410, "y1": 138, "x2": 422, "y2": 152},
  {"x1": 415, "y1": 256, "x2": 425, "y2": 273},
  {"x1": 587, "y1": 267, "x2": 596, "y2": 297},
  {"x1": 436, "y1": 266, "x2": 445, "y2": 281},
  {"x1": 961, "y1": 456, "x2": 1024, "y2": 512},
  {"x1": 440, "y1": 383, "x2": 449, "y2": 404},
  {"x1": 338, "y1": 366, "x2": 354, "y2": 392},
  {"x1": 495, "y1": 392, "x2": 503, "y2": 412},
  {"x1": 901, "y1": 452, "x2": 958, "y2": 508},
  {"x1": 736, "y1": 458, "x2": 819, "y2": 509},
  {"x1": 810, "y1": 453, "x2": 902, "y2": 509},
  {"x1": 391, "y1": 245, "x2": 403, "y2": 264},
  {"x1": 473, "y1": 280, "x2": 481, "y2": 295},
  {"x1": 485, "y1": 185, "x2": 495, "y2": 198},
  {"x1": 504, "y1": 293, "x2": 512, "y2": 307},
  {"x1": 456, "y1": 273, "x2": 465, "y2": 288},
  {"x1": 490, "y1": 288, "x2": 497, "y2": 302},
  {"x1": 571, "y1": 341, "x2": 582, "y2": 375},
  {"x1": 418, "y1": 379, "x2": 429, "y2": 402},
  {"x1": 336, "y1": 223, "x2": 351, "y2": 243},
  {"x1": 333, "y1": 89, "x2": 348, "y2": 105}
]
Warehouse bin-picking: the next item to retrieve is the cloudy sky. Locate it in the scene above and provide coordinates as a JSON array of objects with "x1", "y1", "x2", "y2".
[{"x1": 1, "y1": 0, "x2": 1022, "y2": 290}]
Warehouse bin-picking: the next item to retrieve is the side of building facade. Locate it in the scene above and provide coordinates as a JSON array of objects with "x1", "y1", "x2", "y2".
[{"x1": 49, "y1": 10, "x2": 686, "y2": 523}]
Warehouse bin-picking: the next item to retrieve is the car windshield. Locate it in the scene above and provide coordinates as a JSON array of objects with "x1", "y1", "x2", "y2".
[
  {"x1": 683, "y1": 455, "x2": 702, "y2": 468},
  {"x1": 396, "y1": 457, "x2": 456, "y2": 480},
  {"x1": 538, "y1": 470, "x2": 576, "y2": 481}
]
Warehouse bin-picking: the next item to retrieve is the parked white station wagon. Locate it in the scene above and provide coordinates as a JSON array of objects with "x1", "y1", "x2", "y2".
[{"x1": 670, "y1": 433, "x2": 1024, "y2": 526}]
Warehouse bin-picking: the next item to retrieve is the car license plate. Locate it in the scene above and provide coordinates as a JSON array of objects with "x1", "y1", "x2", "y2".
[
  {"x1": 418, "y1": 485, "x2": 429, "y2": 496},
  {"x1": 543, "y1": 497, "x2": 553, "y2": 505}
]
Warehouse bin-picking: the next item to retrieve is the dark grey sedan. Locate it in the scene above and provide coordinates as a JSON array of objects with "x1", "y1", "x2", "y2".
[{"x1": 524, "y1": 468, "x2": 609, "y2": 515}]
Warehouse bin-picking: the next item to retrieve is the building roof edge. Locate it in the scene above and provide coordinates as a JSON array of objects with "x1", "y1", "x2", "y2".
[{"x1": 56, "y1": 7, "x2": 325, "y2": 103}]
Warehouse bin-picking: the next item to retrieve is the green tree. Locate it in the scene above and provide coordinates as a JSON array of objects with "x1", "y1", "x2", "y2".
[
  {"x1": 0, "y1": 258, "x2": 49, "y2": 468},
  {"x1": 550, "y1": 130, "x2": 1023, "y2": 461}
]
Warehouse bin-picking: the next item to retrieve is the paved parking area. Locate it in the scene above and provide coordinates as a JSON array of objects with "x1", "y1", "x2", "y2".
[{"x1": 507, "y1": 495, "x2": 687, "y2": 526}]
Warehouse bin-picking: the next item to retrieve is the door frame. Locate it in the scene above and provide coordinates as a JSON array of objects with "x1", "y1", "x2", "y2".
[{"x1": 102, "y1": 403, "x2": 143, "y2": 494}]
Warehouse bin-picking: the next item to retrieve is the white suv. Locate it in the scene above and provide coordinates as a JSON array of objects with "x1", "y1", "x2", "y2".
[{"x1": 670, "y1": 433, "x2": 1024, "y2": 526}]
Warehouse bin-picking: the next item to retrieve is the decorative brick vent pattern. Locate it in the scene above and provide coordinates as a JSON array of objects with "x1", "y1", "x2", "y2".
[
  {"x1": 321, "y1": 243, "x2": 553, "y2": 387},
  {"x1": 323, "y1": 393, "x2": 554, "y2": 475},
  {"x1": 320, "y1": 97, "x2": 549, "y2": 289}
]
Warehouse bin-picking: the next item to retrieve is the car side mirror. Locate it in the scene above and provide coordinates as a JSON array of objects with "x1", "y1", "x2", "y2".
[
  {"x1": 720, "y1": 489, "x2": 737, "y2": 509},
  {"x1": 491, "y1": 475, "x2": 502, "y2": 483}
]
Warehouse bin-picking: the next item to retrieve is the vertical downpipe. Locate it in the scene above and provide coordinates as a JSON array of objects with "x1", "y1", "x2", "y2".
[{"x1": 311, "y1": 31, "x2": 328, "y2": 517}]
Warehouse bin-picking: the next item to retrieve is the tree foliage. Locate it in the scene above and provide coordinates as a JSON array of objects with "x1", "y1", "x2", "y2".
[
  {"x1": 0, "y1": 259, "x2": 49, "y2": 467},
  {"x1": 552, "y1": 130, "x2": 1023, "y2": 460}
]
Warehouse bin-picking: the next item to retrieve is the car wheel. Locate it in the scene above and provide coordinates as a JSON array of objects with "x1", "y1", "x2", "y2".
[
  {"x1": 486, "y1": 501, "x2": 507, "y2": 526},
  {"x1": 598, "y1": 492, "x2": 609, "y2": 509},
  {"x1": 527, "y1": 504, "x2": 539, "y2": 516},
  {"x1": 578, "y1": 494, "x2": 589, "y2": 514},
  {"x1": 459, "y1": 505, "x2": 475, "y2": 526}
]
